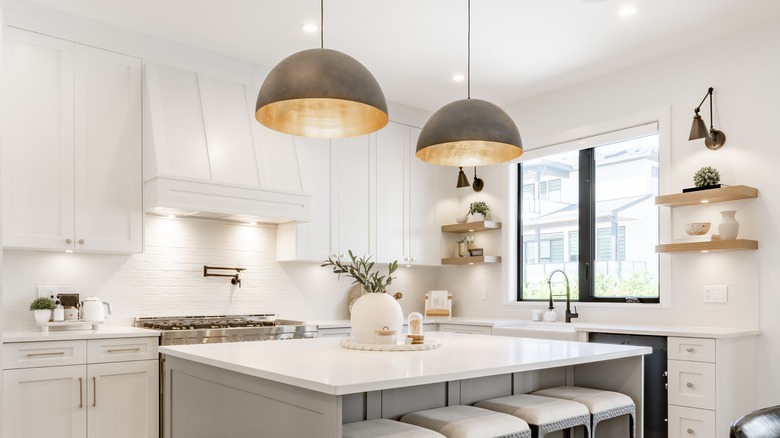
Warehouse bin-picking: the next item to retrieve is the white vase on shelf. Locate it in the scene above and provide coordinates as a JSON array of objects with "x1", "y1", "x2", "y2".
[
  {"x1": 718, "y1": 210, "x2": 739, "y2": 240},
  {"x1": 350, "y1": 292, "x2": 404, "y2": 344}
]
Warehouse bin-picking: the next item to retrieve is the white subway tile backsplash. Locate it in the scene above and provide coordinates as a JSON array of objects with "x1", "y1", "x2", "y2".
[{"x1": 2, "y1": 215, "x2": 437, "y2": 331}]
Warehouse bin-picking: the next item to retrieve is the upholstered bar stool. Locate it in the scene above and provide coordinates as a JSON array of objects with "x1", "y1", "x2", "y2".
[
  {"x1": 400, "y1": 405, "x2": 532, "y2": 438},
  {"x1": 342, "y1": 418, "x2": 447, "y2": 437},
  {"x1": 531, "y1": 386, "x2": 635, "y2": 438},
  {"x1": 475, "y1": 394, "x2": 591, "y2": 438}
]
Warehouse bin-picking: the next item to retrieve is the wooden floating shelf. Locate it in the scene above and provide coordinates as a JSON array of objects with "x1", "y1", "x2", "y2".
[
  {"x1": 441, "y1": 221, "x2": 502, "y2": 233},
  {"x1": 655, "y1": 185, "x2": 757, "y2": 207},
  {"x1": 441, "y1": 255, "x2": 501, "y2": 265},
  {"x1": 655, "y1": 239, "x2": 758, "y2": 253}
]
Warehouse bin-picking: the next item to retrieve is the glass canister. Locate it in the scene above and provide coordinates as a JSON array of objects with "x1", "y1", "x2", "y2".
[{"x1": 407, "y1": 312, "x2": 423, "y2": 335}]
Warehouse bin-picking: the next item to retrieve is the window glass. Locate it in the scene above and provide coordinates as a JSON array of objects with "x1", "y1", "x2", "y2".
[{"x1": 518, "y1": 125, "x2": 659, "y2": 302}]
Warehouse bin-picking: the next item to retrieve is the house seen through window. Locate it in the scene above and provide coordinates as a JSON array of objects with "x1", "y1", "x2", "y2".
[{"x1": 517, "y1": 124, "x2": 660, "y2": 303}]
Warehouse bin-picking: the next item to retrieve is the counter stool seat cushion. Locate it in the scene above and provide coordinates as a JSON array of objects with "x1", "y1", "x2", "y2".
[
  {"x1": 531, "y1": 386, "x2": 635, "y2": 437},
  {"x1": 401, "y1": 405, "x2": 532, "y2": 438},
  {"x1": 475, "y1": 394, "x2": 591, "y2": 437},
  {"x1": 343, "y1": 418, "x2": 447, "y2": 437}
]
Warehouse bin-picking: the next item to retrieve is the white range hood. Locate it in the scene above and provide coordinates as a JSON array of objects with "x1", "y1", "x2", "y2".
[{"x1": 143, "y1": 61, "x2": 310, "y2": 224}]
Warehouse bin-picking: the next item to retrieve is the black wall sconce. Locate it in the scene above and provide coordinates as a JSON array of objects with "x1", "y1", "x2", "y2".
[
  {"x1": 455, "y1": 166, "x2": 485, "y2": 192},
  {"x1": 689, "y1": 87, "x2": 726, "y2": 150}
]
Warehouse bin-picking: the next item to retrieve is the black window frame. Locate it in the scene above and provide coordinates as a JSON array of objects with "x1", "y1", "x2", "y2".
[{"x1": 516, "y1": 148, "x2": 660, "y2": 304}]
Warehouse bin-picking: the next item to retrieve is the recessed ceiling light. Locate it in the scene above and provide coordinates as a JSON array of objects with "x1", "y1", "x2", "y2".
[
  {"x1": 166, "y1": 214, "x2": 176, "y2": 218},
  {"x1": 301, "y1": 23, "x2": 318, "y2": 33},
  {"x1": 452, "y1": 73, "x2": 466, "y2": 82},
  {"x1": 618, "y1": 5, "x2": 638, "y2": 17}
]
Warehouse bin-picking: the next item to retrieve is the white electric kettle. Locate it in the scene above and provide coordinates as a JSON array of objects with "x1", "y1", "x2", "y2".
[{"x1": 80, "y1": 297, "x2": 112, "y2": 322}]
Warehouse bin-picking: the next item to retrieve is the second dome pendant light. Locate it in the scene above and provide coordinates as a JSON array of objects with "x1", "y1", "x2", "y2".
[
  {"x1": 255, "y1": 0, "x2": 389, "y2": 138},
  {"x1": 416, "y1": 0, "x2": 523, "y2": 166}
]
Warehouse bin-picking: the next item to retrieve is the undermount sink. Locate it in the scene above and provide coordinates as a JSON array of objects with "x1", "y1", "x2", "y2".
[{"x1": 492, "y1": 322, "x2": 581, "y2": 341}]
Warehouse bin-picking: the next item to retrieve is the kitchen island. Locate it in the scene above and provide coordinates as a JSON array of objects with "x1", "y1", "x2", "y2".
[{"x1": 159, "y1": 331, "x2": 651, "y2": 438}]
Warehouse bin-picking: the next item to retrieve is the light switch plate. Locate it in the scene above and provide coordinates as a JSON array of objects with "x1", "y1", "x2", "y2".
[{"x1": 703, "y1": 285, "x2": 727, "y2": 303}]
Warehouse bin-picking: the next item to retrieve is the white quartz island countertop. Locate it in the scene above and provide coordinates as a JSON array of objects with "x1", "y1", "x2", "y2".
[{"x1": 158, "y1": 331, "x2": 651, "y2": 396}]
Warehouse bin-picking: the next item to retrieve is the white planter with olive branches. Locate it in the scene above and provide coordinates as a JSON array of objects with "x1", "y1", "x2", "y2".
[{"x1": 323, "y1": 251, "x2": 402, "y2": 344}]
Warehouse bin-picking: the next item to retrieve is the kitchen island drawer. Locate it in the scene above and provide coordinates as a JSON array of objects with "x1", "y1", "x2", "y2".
[
  {"x1": 668, "y1": 337, "x2": 715, "y2": 362},
  {"x1": 668, "y1": 404, "x2": 716, "y2": 438},
  {"x1": 668, "y1": 359, "x2": 716, "y2": 410},
  {"x1": 2, "y1": 340, "x2": 86, "y2": 369},
  {"x1": 87, "y1": 337, "x2": 158, "y2": 363}
]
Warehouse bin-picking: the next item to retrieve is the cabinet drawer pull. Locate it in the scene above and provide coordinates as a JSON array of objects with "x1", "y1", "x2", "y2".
[
  {"x1": 79, "y1": 377, "x2": 84, "y2": 408},
  {"x1": 107, "y1": 347, "x2": 141, "y2": 353},
  {"x1": 27, "y1": 351, "x2": 66, "y2": 357},
  {"x1": 686, "y1": 346, "x2": 695, "y2": 352},
  {"x1": 687, "y1": 428, "x2": 694, "y2": 434},
  {"x1": 92, "y1": 376, "x2": 97, "y2": 407},
  {"x1": 686, "y1": 382, "x2": 694, "y2": 388}
]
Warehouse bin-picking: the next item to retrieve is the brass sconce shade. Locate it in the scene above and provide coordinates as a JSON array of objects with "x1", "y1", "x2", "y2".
[
  {"x1": 456, "y1": 167, "x2": 470, "y2": 188},
  {"x1": 688, "y1": 87, "x2": 726, "y2": 150},
  {"x1": 256, "y1": 48, "x2": 389, "y2": 138},
  {"x1": 416, "y1": 98, "x2": 522, "y2": 166},
  {"x1": 416, "y1": 0, "x2": 522, "y2": 166}
]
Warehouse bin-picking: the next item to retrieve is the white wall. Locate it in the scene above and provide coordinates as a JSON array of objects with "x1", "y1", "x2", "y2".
[
  {"x1": 437, "y1": 18, "x2": 780, "y2": 406},
  {"x1": 2, "y1": 215, "x2": 438, "y2": 331}
]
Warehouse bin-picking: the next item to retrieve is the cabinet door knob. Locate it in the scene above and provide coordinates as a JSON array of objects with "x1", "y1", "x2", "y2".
[
  {"x1": 78, "y1": 239, "x2": 85, "y2": 245},
  {"x1": 686, "y1": 346, "x2": 695, "y2": 352},
  {"x1": 687, "y1": 428, "x2": 695, "y2": 434},
  {"x1": 686, "y1": 382, "x2": 694, "y2": 388},
  {"x1": 66, "y1": 238, "x2": 73, "y2": 244}
]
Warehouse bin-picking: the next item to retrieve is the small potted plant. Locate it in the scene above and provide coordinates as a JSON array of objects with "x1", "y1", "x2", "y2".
[
  {"x1": 456, "y1": 235, "x2": 475, "y2": 257},
  {"x1": 30, "y1": 297, "x2": 55, "y2": 324},
  {"x1": 468, "y1": 201, "x2": 490, "y2": 221}
]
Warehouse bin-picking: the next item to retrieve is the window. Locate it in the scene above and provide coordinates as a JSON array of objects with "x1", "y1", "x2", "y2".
[{"x1": 517, "y1": 124, "x2": 660, "y2": 303}]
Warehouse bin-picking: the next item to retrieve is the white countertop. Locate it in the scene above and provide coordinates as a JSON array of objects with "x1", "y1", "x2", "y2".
[
  {"x1": 159, "y1": 331, "x2": 650, "y2": 396},
  {"x1": 2, "y1": 326, "x2": 160, "y2": 343},
  {"x1": 312, "y1": 318, "x2": 759, "y2": 339}
]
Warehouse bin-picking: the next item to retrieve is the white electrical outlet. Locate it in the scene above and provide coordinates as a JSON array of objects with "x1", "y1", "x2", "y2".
[
  {"x1": 703, "y1": 285, "x2": 728, "y2": 303},
  {"x1": 37, "y1": 286, "x2": 59, "y2": 299},
  {"x1": 481, "y1": 288, "x2": 488, "y2": 301}
]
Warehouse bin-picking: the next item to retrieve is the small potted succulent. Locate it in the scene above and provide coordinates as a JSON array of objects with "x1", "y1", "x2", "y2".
[
  {"x1": 468, "y1": 201, "x2": 490, "y2": 221},
  {"x1": 693, "y1": 166, "x2": 720, "y2": 188},
  {"x1": 30, "y1": 297, "x2": 55, "y2": 324}
]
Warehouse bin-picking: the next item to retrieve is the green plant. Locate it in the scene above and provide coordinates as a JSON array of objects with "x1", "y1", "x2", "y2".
[
  {"x1": 29, "y1": 297, "x2": 55, "y2": 311},
  {"x1": 693, "y1": 166, "x2": 720, "y2": 187},
  {"x1": 468, "y1": 201, "x2": 489, "y2": 215},
  {"x1": 321, "y1": 250, "x2": 398, "y2": 293}
]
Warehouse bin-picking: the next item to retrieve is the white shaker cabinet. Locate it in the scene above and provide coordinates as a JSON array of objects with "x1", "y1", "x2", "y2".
[
  {"x1": 277, "y1": 136, "x2": 373, "y2": 262},
  {"x1": 2, "y1": 27, "x2": 142, "y2": 253},
  {"x1": 667, "y1": 336, "x2": 757, "y2": 438},
  {"x1": 376, "y1": 122, "x2": 439, "y2": 266},
  {"x1": 2, "y1": 337, "x2": 159, "y2": 438}
]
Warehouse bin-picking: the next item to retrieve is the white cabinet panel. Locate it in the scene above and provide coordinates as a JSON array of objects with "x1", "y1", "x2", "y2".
[
  {"x1": 335, "y1": 135, "x2": 372, "y2": 258},
  {"x1": 408, "y1": 127, "x2": 439, "y2": 265},
  {"x1": 3, "y1": 365, "x2": 87, "y2": 438},
  {"x1": 74, "y1": 44, "x2": 142, "y2": 253},
  {"x1": 668, "y1": 359, "x2": 716, "y2": 410},
  {"x1": 2, "y1": 28, "x2": 142, "y2": 254},
  {"x1": 668, "y1": 405, "x2": 716, "y2": 438},
  {"x1": 376, "y1": 122, "x2": 407, "y2": 264},
  {"x1": 2, "y1": 28, "x2": 75, "y2": 251},
  {"x1": 88, "y1": 360, "x2": 159, "y2": 438}
]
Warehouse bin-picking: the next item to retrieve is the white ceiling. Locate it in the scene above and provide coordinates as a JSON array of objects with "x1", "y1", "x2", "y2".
[{"x1": 18, "y1": 0, "x2": 780, "y2": 113}]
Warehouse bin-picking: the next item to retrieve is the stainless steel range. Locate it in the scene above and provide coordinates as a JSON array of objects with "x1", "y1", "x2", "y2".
[{"x1": 135, "y1": 314, "x2": 318, "y2": 345}]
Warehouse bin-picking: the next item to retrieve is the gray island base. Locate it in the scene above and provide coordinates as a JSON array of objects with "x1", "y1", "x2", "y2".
[{"x1": 160, "y1": 332, "x2": 651, "y2": 438}]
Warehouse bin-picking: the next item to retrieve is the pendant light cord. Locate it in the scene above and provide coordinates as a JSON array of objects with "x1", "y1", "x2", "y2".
[
  {"x1": 320, "y1": 0, "x2": 325, "y2": 49},
  {"x1": 467, "y1": 0, "x2": 471, "y2": 99}
]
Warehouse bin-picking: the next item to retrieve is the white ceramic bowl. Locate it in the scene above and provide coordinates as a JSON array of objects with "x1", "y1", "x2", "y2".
[
  {"x1": 456, "y1": 215, "x2": 468, "y2": 224},
  {"x1": 685, "y1": 222, "x2": 711, "y2": 236}
]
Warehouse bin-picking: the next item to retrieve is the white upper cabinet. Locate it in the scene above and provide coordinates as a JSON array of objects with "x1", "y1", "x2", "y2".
[
  {"x1": 376, "y1": 123, "x2": 439, "y2": 266},
  {"x1": 2, "y1": 27, "x2": 142, "y2": 253},
  {"x1": 143, "y1": 62, "x2": 310, "y2": 222},
  {"x1": 277, "y1": 136, "x2": 373, "y2": 263}
]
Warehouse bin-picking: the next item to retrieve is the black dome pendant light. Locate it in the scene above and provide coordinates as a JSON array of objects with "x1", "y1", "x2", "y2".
[
  {"x1": 255, "y1": 0, "x2": 389, "y2": 138},
  {"x1": 416, "y1": 0, "x2": 523, "y2": 166}
]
